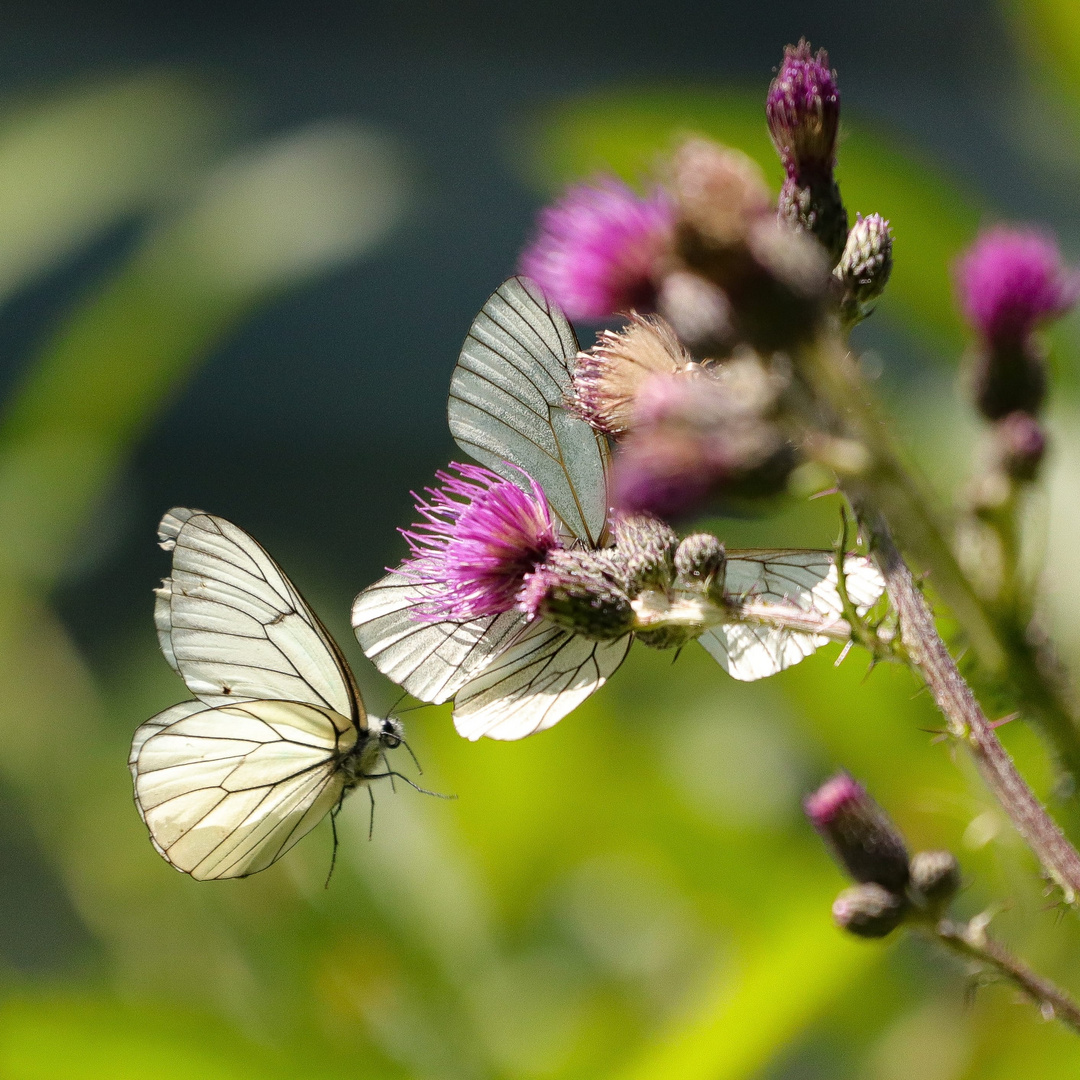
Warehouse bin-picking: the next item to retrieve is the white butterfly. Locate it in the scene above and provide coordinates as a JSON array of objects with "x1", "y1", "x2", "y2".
[
  {"x1": 131, "y1": 508, "x2": 403, "y2": 880},
  {"x1": 352, "y1": 277, "x2": 885, "y2": 741}
]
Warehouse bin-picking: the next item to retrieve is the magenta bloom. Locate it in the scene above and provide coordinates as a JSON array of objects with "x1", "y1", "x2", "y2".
[
  {"x1": 400, "y1": 463, "x2": 561, "y2": 622},
  {"x1": 955, "y1": 226, "x2": 1078, "y2": 347},
  {"x1": 519, "y1": 177, "x2": 675, "y2": 320}
]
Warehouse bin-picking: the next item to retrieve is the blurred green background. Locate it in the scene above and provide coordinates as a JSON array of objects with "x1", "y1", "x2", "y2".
[{"x1": 5, "y1": 1, "x2": 1080, "y2": 1077}]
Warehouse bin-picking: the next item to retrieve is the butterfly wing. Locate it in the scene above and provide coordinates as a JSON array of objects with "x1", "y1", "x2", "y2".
[
  {"x1": 157, "y1": 508, "x2": 363, "y2": 725},
  {"x1": 699, "y1": 551, "x2": 885, "y2": 681},
  {"x1": 351, "y1": 570, "x2": 529, "y2": 703},
  {"x1": 130, "y1": 698, "x2": 355, "y2": 880},
  {"x1": 451, "y1": 619, "x2": 631, "y2": 741},
  {"x1": 448, "y1": 276, "x2": 610, "y2": 546}
]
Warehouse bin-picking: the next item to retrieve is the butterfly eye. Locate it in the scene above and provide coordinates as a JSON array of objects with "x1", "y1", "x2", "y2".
[{"x1": 380, "y1": 719, "x2": 405, "y2": 749}]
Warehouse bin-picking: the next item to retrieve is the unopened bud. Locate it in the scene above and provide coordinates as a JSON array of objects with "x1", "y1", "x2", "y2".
[
  {"x1": 908, "y1": 850, "x2": 961, "y2": 911},
  {"x1": 519, "y1": 550, "x2": 634, "y2": 640},
  {"x1": 995, "y1": 411, "x2": 1047, "y2": 481},
  {"x1": 767, "y1": 41, "x2": 847, "y2": 263},
  {"x1": 805, "y1": 773, "x2": 910, "y2": 892},
  {"x1": 836, "y1": 213, "x2": 893, "y2": 323},
  {"x1": 612, "y1": 513, "x2": 678, "y2": 594},
  {"x1": 767, "y1": 40, "x2": 841, "y2": 176},
  {"x1": 674, "y1": 533, "x2": 726, "y2": 603},
  {"x1": 833, "y1": 882, "x2": 908, "y2": 938}
]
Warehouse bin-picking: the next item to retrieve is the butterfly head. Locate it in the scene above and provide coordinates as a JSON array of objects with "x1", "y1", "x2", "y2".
[{"x1": 378, "y1": 716, "x2": 405, "y2": 750}]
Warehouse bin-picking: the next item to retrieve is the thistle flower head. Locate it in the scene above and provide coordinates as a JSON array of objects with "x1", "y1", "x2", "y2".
[
  {"x1": 400, "y1": 463, "x2": 561, "y2": 622},
  {"x1": 955, "y1": 226, "x2": 1078, "y2": 348},
  {"x1": 519, "y1": 177, "x2": 675, "y2": 320},
  {"x1": 572, "y1": 314, "x2": 692, "y2": 435},
  {"x1": 805, "y1": 773, "x2": 911, "y2": 892},
  {"x1": 766, "y1": 39, "x2": 841, "y2": 176}
]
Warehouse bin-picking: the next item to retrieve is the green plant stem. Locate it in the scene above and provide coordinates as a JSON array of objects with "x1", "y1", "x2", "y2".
[
  {"x1": 799, "y1": 330, "x2": 1080, "y2": 794},
  {"x1": 926, "y1": 917, "x2": 1080, "y2": 1033},
  {"x1": 868, "y1": 513, "x2": 1080, "y2": 902}
]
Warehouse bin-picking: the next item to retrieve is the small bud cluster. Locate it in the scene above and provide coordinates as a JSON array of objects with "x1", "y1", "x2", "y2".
[
  {"x1": 954, "y1": 227, "x2": 1077, "y2": 491},
  {"x1": 517, "y1": 39, "x2": 906, "y2": 522},
  {"x1": 805, "y1": 773, "x2": 961, "y2": 939}
]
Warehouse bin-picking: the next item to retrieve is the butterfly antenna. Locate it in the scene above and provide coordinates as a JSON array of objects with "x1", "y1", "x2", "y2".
[
  {"x1": 368, "y1": 786, "x2": 376, "y2": 840},
  {"x1": 400, "y1": 736, "x2": 424, "y2": 775},
  {"x1": 367, "y1": 770, "x2": 456, "y2": 800},
  {"x1": 392, "y1": 701, "x2": 436, "y2": 716}
]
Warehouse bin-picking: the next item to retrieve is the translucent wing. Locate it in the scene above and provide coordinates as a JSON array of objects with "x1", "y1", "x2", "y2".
[
  {"x1": 156, "y1": 508, "x2": 363, "y2": 724},
  {"x1": 448, "y1": 276, "x2": 610, "y2": 546},
  {"x1": 452, "y1": 620, "x2": 631, "y2": 741},
  {"x1": 351, "y1": 570, "x2": 528, "y2": 703},
  {"x1": 130, "y1": 698, "x2": 356, "y2": 880},
  {"x1": 699, "y1": 551, "x2": 885, "y2": 682}
]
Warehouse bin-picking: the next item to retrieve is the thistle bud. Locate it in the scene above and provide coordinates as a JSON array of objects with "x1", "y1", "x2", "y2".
[
  {"x1": 836, "y1": 213, "x2": 893, "y2": 324},
  {"x1": 908, "y1": 850, "x2": 961, "y2": 911},
  {"x1": 612, "y1": 512, "x2": 678, "y2": 595},
  {"x1": 832, "y1": 882, "x2": 908, "y2": 939},
  {"x1": 767, "y1": 39, "x2": 841, "y2": 175},
  {"x1": 767, "y1": 41, "x2": 847, "y2": 264},
  {"x1": 519, "y1": 550, "x2": 634, "y2": 640},
  {"x1": 994, "y1": 411, "x2": 1047, "y2": 482},
  {"x1": 805, "y1": 773, "x2": 911, "y2": 892},
  {"x1": 674, "y1": 533, "x2": 726, "y2": 604},
  {"x1": 955, "y1": 226, "x2": 1078, "y2": 420}
]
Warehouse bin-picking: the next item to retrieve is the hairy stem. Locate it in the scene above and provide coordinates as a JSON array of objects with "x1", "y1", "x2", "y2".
[
  {"x1": 868, "y1": 514, "x2": 1080, "y2": 902},
  {"x1": 927, "y1": 917, "x2": 1080, "y2": 1032},
  {"x1": 800, "y1": 330, "x2": 1080, "y2": 795}
]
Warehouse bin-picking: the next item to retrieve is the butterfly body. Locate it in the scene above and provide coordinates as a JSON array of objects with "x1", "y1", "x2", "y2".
[{"x1": 132, "y1": 508, "x2": 401, "y2": 880}]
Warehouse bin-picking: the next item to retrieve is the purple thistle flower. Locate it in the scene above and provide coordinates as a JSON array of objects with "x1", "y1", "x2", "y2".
[
  {"x1": 766, "y1": 39, "x2": 841, "y2": 176},
  {"x1": 519, "y1": 177, "x2": 675, "y2": 320},
  {"x1": 400, "y1": 462, "x2": 561, "y2": 622},
  {"x1": 955, "y1": 226, "x2": 1078, "y2": 348}
]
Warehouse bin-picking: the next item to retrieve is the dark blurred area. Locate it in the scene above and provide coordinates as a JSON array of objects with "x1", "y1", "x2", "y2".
[{"x1": 0, "y1": 0, "x2": 1028, "y2": 649}]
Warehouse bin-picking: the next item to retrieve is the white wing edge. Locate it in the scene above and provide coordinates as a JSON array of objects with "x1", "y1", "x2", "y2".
[
  {"x1": 351, "y1": 570, "x2": 528, "y2": 704},
  {"x1": 452, "y1": 621, "x2": 631, "y2": 741}
]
